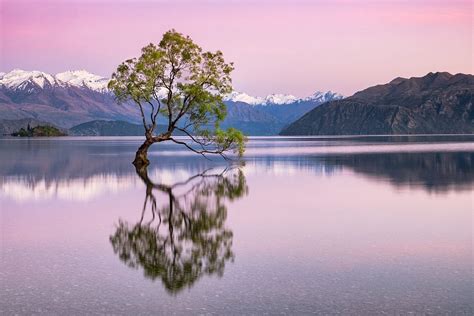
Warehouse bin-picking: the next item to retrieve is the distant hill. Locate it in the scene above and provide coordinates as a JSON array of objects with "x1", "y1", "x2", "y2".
[
  {"x1": 69, "y1": 120, "x2": 186, "y2": 136},
  {"x1": 0, "y1": 69, "x2": 342, "y2": 135},
  {"x1": 69, "y1": 120, "x2": 145, "y2": 136},
  {"x1": 281, "y1": 72, "x2": 474, "y2": 135}
]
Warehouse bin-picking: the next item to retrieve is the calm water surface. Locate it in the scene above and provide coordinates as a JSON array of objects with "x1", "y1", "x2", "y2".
[{"x1": 0, "y1": 136, "x2": 473, "y2": 315}]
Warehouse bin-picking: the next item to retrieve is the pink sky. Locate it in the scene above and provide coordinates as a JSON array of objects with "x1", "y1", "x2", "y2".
[{"x1": 1, "y1": 0, "x2": 472, "y2": 96}]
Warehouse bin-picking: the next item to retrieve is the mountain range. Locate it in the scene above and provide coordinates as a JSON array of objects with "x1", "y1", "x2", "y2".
[
  {"x1": 0, "y1": 69, "x2": 342, "y2": 135},
  {"x1": 2, "y1": 69, "x2": 472, "y2": 136},
  {"x1": 221, "y1": 91, "x2": 341, "y2": 135},
  {"x1": 0, "y1": 69, "x2": 139, "y2": 128},
  {"x1": 281, "y1": 72, "x2": 474, "y2": 135}
]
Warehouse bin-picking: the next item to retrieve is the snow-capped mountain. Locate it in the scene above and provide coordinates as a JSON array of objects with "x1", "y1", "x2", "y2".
[
  {"x1": 224, "y1": 90, "x2": 342, "y2": 105},
  {"x1": 222, "y1": 90, "x2": 343, "y2": 134},
  {"x1": 0, "y1": 69, "x2": 138, "y2": 128},
  {"x1": 302, "y1": 91, "x2": 344, "y2": 103},
  {"x1": 224, "y1": 91, "x2": 264, "y2": 105},
  {"x1": 224, "y1": 92, "x2": 298, "y2": 105},
  {"x1": 55, "y1": 70, "x2": 109, "y2": 91},
  {"x1": 0, "y1": 69, "x2": 342, "y2": 104},
  {"x1": 0, "y1": 69, "x2": 109, "y2": 92},
  {"x1": 0, "y1": 70, "x2": 56, "y2": 90}
]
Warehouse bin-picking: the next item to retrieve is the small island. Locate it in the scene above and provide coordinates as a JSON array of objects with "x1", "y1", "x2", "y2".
[{"x1": 11, "y1": 125, "x2": 67, "y2": 137}]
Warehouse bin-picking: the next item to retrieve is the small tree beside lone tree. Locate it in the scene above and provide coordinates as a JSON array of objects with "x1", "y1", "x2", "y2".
[{"x1": 108, "y1": 30, "x2": 246, "y2": 167}]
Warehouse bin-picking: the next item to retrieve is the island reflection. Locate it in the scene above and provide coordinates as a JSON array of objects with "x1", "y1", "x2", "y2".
[{"x1": 109, "y1": 165, "x2": 248, "y2": 294}]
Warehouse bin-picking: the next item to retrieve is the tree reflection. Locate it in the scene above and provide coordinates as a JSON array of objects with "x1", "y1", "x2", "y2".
[{"x1": 109, "y1": 164, "x2": 248, "y2": 294}]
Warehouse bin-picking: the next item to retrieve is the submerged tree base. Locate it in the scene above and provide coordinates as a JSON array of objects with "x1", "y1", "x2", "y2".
[
  {"x1": 132, "y1": 142, "x2": 152, "y2": 168},
  {"x1": 132, "y1": 153, "x2": 150, "y2": 168}
]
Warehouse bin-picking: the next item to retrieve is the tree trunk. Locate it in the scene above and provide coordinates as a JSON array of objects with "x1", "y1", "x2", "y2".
[{"x1": 133, "y1": 139, "x2": 153, "y2": 168}]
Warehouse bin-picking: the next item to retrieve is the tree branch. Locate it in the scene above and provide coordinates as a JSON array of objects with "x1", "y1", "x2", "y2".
[
  {"x1": 152, "y1": 91, "x2": 162, "y2": 124},
  {"x1": 134, "y1": 98, "x2": 150, "y2": 134},
  {"x1": 169, "y1": 137, "x2": 230, "y2": 160},
  {"x1": 174, "y1": 127, "x2": 212, "y2": 149}
]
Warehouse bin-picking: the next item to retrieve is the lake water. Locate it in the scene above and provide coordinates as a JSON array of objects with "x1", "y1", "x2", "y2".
[{"x1": 0, "y1": 136, "x2": 473, "y2": 315}]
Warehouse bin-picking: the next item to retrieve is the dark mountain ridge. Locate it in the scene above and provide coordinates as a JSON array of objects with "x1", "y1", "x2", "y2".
[{"x1": 281, "y1": 72, "x2": 474, "y2": 135}]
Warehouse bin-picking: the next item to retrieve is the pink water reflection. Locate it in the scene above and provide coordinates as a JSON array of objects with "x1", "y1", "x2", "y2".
[{"x1": 0, "y1": 138, "x2": 472, "y2": 313}]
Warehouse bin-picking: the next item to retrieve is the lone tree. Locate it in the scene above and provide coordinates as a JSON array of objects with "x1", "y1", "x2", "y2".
[{"x1": 108, "y1": 30, "x2": 246, "y2": 167}]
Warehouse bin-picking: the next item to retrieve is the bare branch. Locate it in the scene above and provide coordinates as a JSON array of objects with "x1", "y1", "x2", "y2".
[
  {"x1": 134, "y1": 98, "x2": 150, "y2": 134},
  {"x1": 169, "y1": 137, "x2": 211, "y2": 160},
  {"x1": 169, "y1": 137, "x2": 232, "y2": 161},
  {"x1": 175, "y1": 127, "x2": 211, "y2": 150},
  {"x1": 152, "y1": 91, "x2": 162, "y2": 123},
  {"x1": 145, "y1": 99, "x2": 156, "y2": 126}
]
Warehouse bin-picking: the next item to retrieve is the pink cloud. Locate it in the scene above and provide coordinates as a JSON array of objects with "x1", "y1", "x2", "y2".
[{"x1": 1, "y1": 0, "x2": 472, "y2": 96}]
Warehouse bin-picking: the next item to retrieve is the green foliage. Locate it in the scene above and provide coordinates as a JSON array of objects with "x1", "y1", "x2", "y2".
[
  {"x1": 12, "y1": 127, "x2": 30, "y2": 137},
  {"x1": 11, "y1": 125, "x2": 66, "y2": 137},
  {"x1": 108, "y1": 29, "x2": 246, "y2": 159}
]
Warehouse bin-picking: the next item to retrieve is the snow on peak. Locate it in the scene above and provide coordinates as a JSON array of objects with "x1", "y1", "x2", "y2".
[
  {"x1": 0, "y1": 69, "x2": 109, "y2": 91},
  {"x1": 224, "y1": 92, "x2": 298, "y2": 105},
  {"x1": 224, "y1": 91, "x2": 265, "y2": 105},
  {"x1": 225, "y1": 90, "x2": 342, "y2": 105},
  {"x1": 264, "y1": 93, "x2": 298, "y2": 105},
  {"x1": 303, "y1": 91, "x2": 344, "y2": 103},
  {"x1": 55, "y1": 70, "x2": 109, "y2": 91},
  {"x1": 0, "y1": 69, "x2": 56, "y2": 89},
  {"x1": 0, "y1": 69, "x2": 345, "y2": 103}
]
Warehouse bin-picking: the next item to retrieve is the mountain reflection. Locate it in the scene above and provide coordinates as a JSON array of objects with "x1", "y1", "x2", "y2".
[
  {"x1": 1, "y1": 138, "x2": 473, "y2": 200},
  {"x1": 109, "y1": 165, "x2": 248, "y2": 294},
  {"x1": 321, "y1": 152, "x2": 474, "y2": 193}
]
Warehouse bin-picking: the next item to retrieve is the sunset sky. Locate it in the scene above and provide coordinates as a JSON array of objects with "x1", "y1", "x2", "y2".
[{"x1": 1, "y1": 0, "x2": 472, "y2": 96}]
